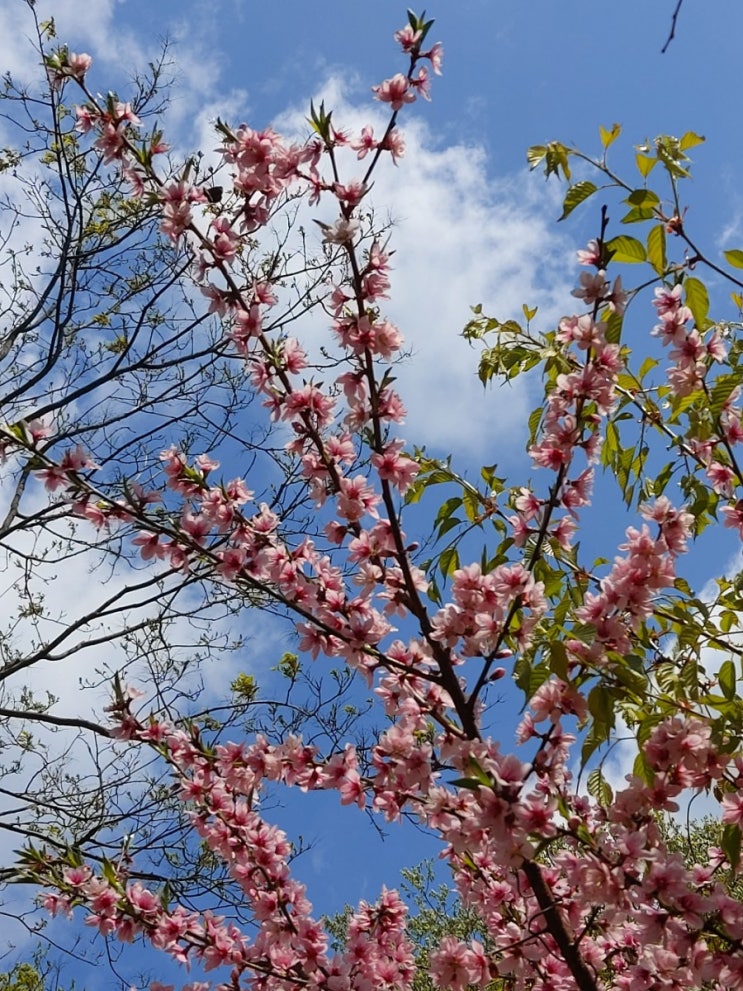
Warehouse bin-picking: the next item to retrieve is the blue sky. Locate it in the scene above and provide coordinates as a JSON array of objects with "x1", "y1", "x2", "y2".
[{"x1": 2, "y1": 0, "x2": 743, "y2": 985}]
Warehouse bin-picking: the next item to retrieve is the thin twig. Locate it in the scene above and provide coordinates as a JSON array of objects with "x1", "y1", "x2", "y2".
[{"x1": 661, "y1": 0, "x2": 686, "y2": 53}]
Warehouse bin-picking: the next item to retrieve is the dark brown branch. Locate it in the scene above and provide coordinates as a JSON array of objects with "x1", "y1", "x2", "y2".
[
  {"x1": 661, "y1": 0, "x2": 686, "y2": 53},
  {"x1": 0, "y1": 706, "x2": 112, "y2": 737},
  {"x1": 521, "y1": 860, "x2": 598, "y2": 991}
]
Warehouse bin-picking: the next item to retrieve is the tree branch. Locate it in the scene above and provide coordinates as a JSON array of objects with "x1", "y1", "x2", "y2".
[{"x1": 661, "y1": 0, "x2": 686, "y2": 53}]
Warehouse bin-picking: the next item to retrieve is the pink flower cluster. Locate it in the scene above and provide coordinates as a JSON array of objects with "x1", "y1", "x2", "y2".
[
  {"x1": 652, "y1": 283, "x2": 726, "y2": 397},
  {"x1": 25, "y1": 13, "x2": 743, "y2": 991},
  {"x1": 529, "y1": 316, "x2": 623, "y2": 473},
  {"x1": 651, "y1": 283, "x2": 743, "y2": 533},
  {"x1": 573, "y1": 496, "x2": 693, "y2": 656}
]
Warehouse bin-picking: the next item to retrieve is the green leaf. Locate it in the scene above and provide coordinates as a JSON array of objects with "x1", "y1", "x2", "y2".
[
  {"x1": 545, "y1": 141, "x2": 572, "y2": 180},
  {"x1": 480, "y1": 462, "x2": 499, "y2": 486},
  {"x1": 587, "y1": 767, "x2": 614, "y2": 806},
  {"x1": 646, "y1": 224, "x2": 667, "y2": 275},
  {"x1": 723, "y1": 822, "x2": 742, "y2": 871},
  {"x1": 581, "y1": 721, "x2": 611, "y2": 766},
  {"x1": 548, "y1": 641, "x2": 569, "y2": 680},
  {"x1": 635, "y1": 153, "x2": 657, "y2": 178},
  {"x1": 626, "y1": 188, "x2": 660, "y2": 208},
  {"x1": 679, "y1": 130, "x2": 705, "y2": 151},
  {"x1": 439, "y1": 546, "x2": 460, "y2": 578},
  {"x1": 587, "y1": 684, "x2": 615, "y2": 727},
  {"x1": 437, "y1": 516, "x2": 462, "y2": 537},
  {"x1": 604, "y1": 310, "x2": 623, "y2": 345},
  {"x1": 709, "y1": 374, "x2": 739, "y2": 421},
  {"x1": 435, "y1": 496, "x2": 463, "y2": 526},
  {"x1": 559, "y1": 180, "x2": 598, "y2": 221},
  {"x1": 527, "y1": 145, "x2": 547, "y2": 170},
  {"x1": 673, "y1": 575, "x2": 692, "y2": 596},
  {"x1": 621, "y1": 207, "x2": 656, "y2": 224},
  {"x1": 527, "y1": 405, "x2": 543, "y2": 445},
  {"x1": 450, "y1": 777, "x2": 484, "y2": 792},
  {"x1": 606, "y1": 235, "x2": 646, "y2": 264},
  {"x1": 724, "y1": 249, "x2": 743, "y2": 270},
  {"x1": 684, "y1": 276, "x2": 710, "y2": 327},
  {"x1": 462, "y1": 488, "x2": 480, "y2": 523},
  {"x1": 638, "y1": 356, "x2": 658, "y2": 380},
  {"x1": 719, "y1": 659, "x2": 736, "y2": 701},
  {"x1": 599, "y1": 123, "x2": 621, "y2": 149}
]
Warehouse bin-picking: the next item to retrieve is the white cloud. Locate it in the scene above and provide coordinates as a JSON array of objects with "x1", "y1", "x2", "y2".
[{"x1": 266, "y1": 76, "x2": 576, "y2": 460}]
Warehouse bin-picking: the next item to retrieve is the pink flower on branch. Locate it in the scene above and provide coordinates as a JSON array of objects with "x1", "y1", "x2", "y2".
[{"x1": 372, "y1": 74, "x2": 416, "y2": 112}]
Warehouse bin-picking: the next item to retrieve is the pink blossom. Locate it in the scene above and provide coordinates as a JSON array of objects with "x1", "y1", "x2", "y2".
[
  {"x1": 372, "y1": 74, "x2": 416, "y2": 111},
  {"x1": 351, "y1": 125, "x2": 378, "y2": 159},
  {"x1": 577, "y1": 239, "x2": 601, "y2": 266}
]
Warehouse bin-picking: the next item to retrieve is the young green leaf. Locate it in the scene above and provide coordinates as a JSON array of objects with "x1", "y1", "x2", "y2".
[
  {"x1": 684, "y1": 276, "x2": 710, "y2": 327},
  {"x1": 559, "y1": 181, "x2": 598, "y2": 221},
  {"x1": 599, "y1": 122, "x2": 621, "y2": 150},
  {"x1": 606, "y1": 235, "x2": 647, "y2": 263},
  {"x1": 724, "y1": 249, "x2": 743, "y2": 270},
  {"x1": 719, "y1": 659, "x2": 736, "y2": 701},
  {"x1": 647, "y1": 224, "x2": 667, "y2": 275}
]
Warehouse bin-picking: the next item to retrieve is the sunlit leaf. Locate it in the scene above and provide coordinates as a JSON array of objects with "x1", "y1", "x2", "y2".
[
  {"x1": 719, "y1": 660, "x2": 736, "y2": 701},
  {"x1": 647, "y1": 224, "x2": 666, "y2": 275},
  {"x1": 559, "y1": 181, "x2": 598, "y2": 221},
  {"x1": 679, "y1": 130, "x2": 705, "y2": 151},
  {"x1": 724, "y1": 249, "x2": 743, "y2": 270},
  {"x1": 606, "y1": 235, "x2": 646, "y2": 263},
  {"x1": 599, "y1": 122, "x2": 621, "y2": 149},
  {"x1": 635, "y1": 153, "x2": 657, "y2": 178},
  {"x1": 684, "y1": 276, "x2": 710, "y2": 327}
]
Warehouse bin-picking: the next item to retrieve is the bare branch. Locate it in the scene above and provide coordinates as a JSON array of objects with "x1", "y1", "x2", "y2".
[{"x1": 661, "y1": 0, "x2": 686, "y2": 53}]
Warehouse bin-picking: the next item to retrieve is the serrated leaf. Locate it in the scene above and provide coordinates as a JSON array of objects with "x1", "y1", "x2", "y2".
[
  {"x1": 647, "y1": 224, "x2": 667, "y2": 275},
  {"x1": 528, "y1": 405, "x2": 543, "y2": 444},
  {"x1": 724, "y1": 249, "x2": 743, "y2": 270},
  {"x1": 587, "y1": 767, "x2": 614, "y2": 806},
  {"x1": 606, "y1": 235, "x2": 647, "y2": 263},
  {"x1": 604, "y1": 310, "x2": 623, "y2": 344},
  {"x1": 719, "y1": 659, "x2": 736, "y2": 701},
  {"x1": 581, "y1": 721, "x2": 611, "y2": 766},
  {"x1": 684, "y1": 276, "x2": 710, "y2": 327},
  {"x1": 559, "y1": 180, "x2": 598, "y2": 221}
]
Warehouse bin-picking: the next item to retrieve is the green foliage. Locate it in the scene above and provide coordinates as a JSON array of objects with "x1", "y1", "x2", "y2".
[
  {"x1": 463, "y1": 122, "x2": 743, "y2": 786},
  {"x1": 325, "y1": 862, "x2": 502, "y2": 991},
  {"x1": 0, "y1": 948, "x2": 77, "y2": 991}
]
